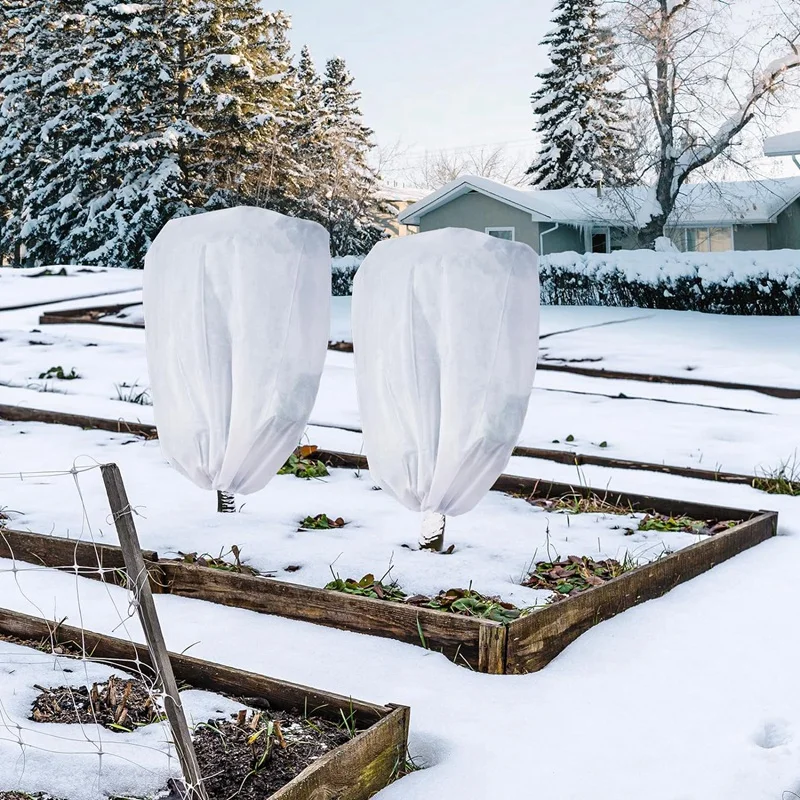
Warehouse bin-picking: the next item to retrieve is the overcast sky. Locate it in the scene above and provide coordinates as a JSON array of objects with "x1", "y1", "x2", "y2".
[
  {"x1": 278, "y1": 0, "x2": 553, "y2": 177},
  {"x1": 277, "y1": 0, "x2": 800, "y2": 182}
]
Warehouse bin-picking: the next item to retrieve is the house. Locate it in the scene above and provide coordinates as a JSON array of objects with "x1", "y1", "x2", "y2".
[
  {"x1": 396, "y1": 174, "x2": 800, "y2": 254},
  {"x1": 376, "y1": 184, "x2": 430, "y2": 238}
]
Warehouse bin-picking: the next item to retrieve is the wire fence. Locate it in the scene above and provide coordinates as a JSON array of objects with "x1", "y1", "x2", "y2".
[{"x1": 0, "y1": 463, "x2": 190, "y2": 798}]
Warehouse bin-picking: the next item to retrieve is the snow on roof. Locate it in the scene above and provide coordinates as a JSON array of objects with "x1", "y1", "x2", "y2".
[
  {"x1": 377, "y1": 184, "x2": 430, "y2": 203},
  {"x1": 398, "y1": 174, "x2": 800, "y2": 228},
  {"x1": 764, "y1": 131, "x2": 800, "y2": 157}
]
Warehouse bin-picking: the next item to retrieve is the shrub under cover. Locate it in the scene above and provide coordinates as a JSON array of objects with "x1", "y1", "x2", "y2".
[{"x1": 539, "y1": 249, "x2": 800, "y2": 315}]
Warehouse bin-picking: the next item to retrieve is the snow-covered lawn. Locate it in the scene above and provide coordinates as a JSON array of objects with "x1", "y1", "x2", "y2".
[{"x1": 1, "y1": 268, "x2": 800, "y2": 799}]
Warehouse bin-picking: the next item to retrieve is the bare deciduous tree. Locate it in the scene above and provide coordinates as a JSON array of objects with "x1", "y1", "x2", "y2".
[
  {"x1": 611, "y1": 0, "x2": 800, "y2": 246},
  {"x1": 404, "y1": 145, "x2": 531, "y2": 189}
]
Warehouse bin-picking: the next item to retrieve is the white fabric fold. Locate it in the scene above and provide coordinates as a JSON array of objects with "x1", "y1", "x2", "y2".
[
  {"x1": 352, "y1": 227, "x2": 540, "y2": 516},
  {"x1": 144, "y1": 206, "x2": 330, "y2": 494}
]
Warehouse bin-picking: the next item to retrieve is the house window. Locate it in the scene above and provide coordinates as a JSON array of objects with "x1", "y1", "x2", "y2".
[
  {"x1": 591, "y1": 227, "x2": 610, "y2": 254},
  {"x1": 666, "y1": 226, "x2": 734, "y2": 252},
  {"x1": 486, "y1": 227, "x2": 515, "y2": 241}
]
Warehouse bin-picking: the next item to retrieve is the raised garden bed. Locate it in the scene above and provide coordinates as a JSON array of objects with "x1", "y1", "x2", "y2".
[
  {"x1": 38, "y1": 301, "x2": 144, "y2": 329},
  {"x1": 0, "y1": 606, "x2": 410, "y2": 799},
  {"x1": 0, "y1": 463, "x2": 777, "y2": 674},
  {"x1": 0, "y1": 403, "x2": 780, "y2": 489}
]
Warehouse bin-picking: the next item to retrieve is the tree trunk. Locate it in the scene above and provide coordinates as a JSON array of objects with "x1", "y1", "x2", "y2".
[
  {"x1": 419, "y1": 512, "x2": 446, "y2": 552},
  {"x1": 636, "y1": 214, "x2": 669, "y2": 250},
  {"x1": 217, "y1": 490, "x2": 236, "y2": 513}
]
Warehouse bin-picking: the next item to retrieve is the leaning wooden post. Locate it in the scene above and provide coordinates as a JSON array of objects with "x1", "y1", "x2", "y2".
[{"x1": 101, "y1": 463, "x2": 208, "y2": 800}]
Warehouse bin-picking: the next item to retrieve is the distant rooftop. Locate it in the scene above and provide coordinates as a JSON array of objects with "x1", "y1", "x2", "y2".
[{"x1": 398, "y1": 174, "x2": 800, "y2": 227}]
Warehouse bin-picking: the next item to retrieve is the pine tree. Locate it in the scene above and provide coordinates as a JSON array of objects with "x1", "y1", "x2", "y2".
[
  {"x1": 34, "y1": 1, "x2": 181, "y2": 268},
  {"x1": 0, "y1": 1, "x2": 88, "y2": 265},
  {"x1": 318, "y1": 57, "x2": 384, "y2": 256},
  {"x1": 290, "y1": 45, "x2": 327, "y2": 220},
  {"x1": 171, "y1": 1, "x2": 298, "y2": 212},
  {"x1": 527, "y1": 0, "x2": 630, "y2": 190}
]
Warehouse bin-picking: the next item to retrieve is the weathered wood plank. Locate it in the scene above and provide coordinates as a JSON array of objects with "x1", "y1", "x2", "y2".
[
  {"x1": 504, "y1": 511, "x2": 778, "y2": 674},
  {"x1": 160, "y1": 561, "x2": 486, "y2": 670},
  {"x1": 0, "y1": 527, "x2": 156, "y2": 575},
  {"x1": 0, "y1": 404, "x2": 157, "y2": 438},
  {"x1": 536, "y1": 362, "x2": 800, "y2": 400},
  {"x1": 0, "y1": 404, "x2": 780, "y2": 490},
  {"x1": 0, "y1": 606, "x2": 390, "y2": 725},
  {"x1": 273, "y1": 706, "x2": 409, "y2": 800},
  {"x1": 477, "y1": 623, "x2": 507, "y2": 675},
  {"x1": 0, "y1": 607, "x2": 408, "y2": 800},
  {"x1": 490, "y1": 472, "x2": 758, "y2": 522}
]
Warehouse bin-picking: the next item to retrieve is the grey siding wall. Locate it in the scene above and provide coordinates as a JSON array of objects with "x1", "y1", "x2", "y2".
[
  {"x1": 539, "y1": 223, "x2": 584, "y2": 254},
  {"x1": 733, "y1": 224, "x2": 769, "y2": 251},
  {"x1": 418, "y1": 191, "x2": 541, "y2": 252},
  {"x1": 769, "y1": 199, "x2": 800, "y2": 250}
]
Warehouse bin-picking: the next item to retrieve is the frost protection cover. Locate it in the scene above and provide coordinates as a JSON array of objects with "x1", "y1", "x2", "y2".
[
  {"x1": 144, "y1": 206, "x2": 330, "y2": 494},
  {"x1": 352, "y1": 228, "x2": 540, "y2": 516}
]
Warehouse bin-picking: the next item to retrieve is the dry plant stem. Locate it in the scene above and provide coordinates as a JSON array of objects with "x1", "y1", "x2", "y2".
[
  {"x1": 419, "y1": 512, "x2": 446, "y2": 552},
  {"x1": 101, "y1": 463, "x2": 209, "y2": 800},
  {"x1": 217, "y1": 490, "x2": 236, "y2": 513}
]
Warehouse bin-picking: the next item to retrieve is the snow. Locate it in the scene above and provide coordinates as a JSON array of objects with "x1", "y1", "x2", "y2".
[
  {"x1": 0, "y1": 266, "x2": 142, "y2": 309},
  {"x1": 398, "y1": 174, "x2": 800, "y2": 227},
  {"x1": 2, "y1": 268, "x2": 800, "y2": 798},
  {"x1": 0, "y1": 637, "x2": 247, "y2": 800},
  {"x1": 764, "y1": 130, "x2": 800, "y2": 158},
  {"x1": 540, "y1": 247, "x2": 800, "y2": 288}
]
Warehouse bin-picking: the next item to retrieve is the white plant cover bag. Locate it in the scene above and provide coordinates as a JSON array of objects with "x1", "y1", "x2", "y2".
[
  {"x1": 144, "y1": 206, "x2": 330, "y2": 495},
  {"x1": 352, "y1": 227, "x2": 540, "y2": 517}
]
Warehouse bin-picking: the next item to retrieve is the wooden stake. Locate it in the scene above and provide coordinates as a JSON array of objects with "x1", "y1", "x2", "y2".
[{"x1": 101, "y1": 463, "x2": 208, "y2": 800}]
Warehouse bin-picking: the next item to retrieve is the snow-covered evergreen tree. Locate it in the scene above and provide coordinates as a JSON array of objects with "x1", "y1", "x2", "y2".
[
  {"x1": 527, "y1": 0, "x2": 630, "y2": 190},
  {"x1": 30, "y1": 1, "x2": 181, "y2": 268},
  {"x1": 289, "y1": 45, "x2": 327, "y2": 219},
  {"x1": 318, "y1": 57, "x2": 384, "y2": 256},
  {"x1": 0, "y1": 1, "x2": 88, "y2": 265},
  {"x1": 170, "y1": 1, "x2": 297, "y2": 212}
]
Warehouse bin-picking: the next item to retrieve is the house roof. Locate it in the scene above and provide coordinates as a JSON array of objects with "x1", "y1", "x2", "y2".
[
  {"x1": 397, "y1": 174, "x2": 800, "y2": 228},
  {"x1": 764, "y1": 131, "x2": 800, "y2": 157},
  {"x1": 377, "y1": 184, "x2": 431, "y2": 203}
]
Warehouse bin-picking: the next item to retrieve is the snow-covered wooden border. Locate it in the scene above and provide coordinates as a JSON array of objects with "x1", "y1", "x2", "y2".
[
  {"x1": 0, "y1": 606, "x2": 410, "y2": 799},
  {"x1": 0, "y1": 489, "x2": 777, "y2": 675}
]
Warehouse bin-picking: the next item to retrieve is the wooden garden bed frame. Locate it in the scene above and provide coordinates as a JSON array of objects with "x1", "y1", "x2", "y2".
[
  {"x1": 0, "y1": 467, "x2": 777, "y2": 674},
  {"x1": 35, "y1": 301, "x2": 800, "y2": 399},
  {"x1": 38, "y1": 300, "x2": 145, "y2": 328},
  {"x1": 0, "y1": 403, "x2": 772, "y2": 487},
  {"x1": 0, "y1": 605, "x2": 410, "y2": 799}
]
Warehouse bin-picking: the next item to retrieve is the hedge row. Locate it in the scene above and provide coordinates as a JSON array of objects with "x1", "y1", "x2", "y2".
[
  {"x1": 539, "y1": 250, "x2": 800, "y2": 315},
  {"x1": 332, "y1": 249, "x2": 800, "y2": 315}
]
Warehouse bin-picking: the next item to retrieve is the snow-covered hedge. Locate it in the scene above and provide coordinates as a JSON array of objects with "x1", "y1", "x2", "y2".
[
  {"x1": 540, "y1": 249, "x2": 800, "y2": 315},
  {"x1": 331, "y1": 255, "x2": 363, "y2": 296},
  {"x1": 331, "y1": 248, "x2": 800, "y2": 314}
]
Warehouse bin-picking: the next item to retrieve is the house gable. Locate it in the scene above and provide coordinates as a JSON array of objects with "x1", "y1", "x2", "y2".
[{"x1": 418, "y1": 191, "x2": 542, "y2": 251}]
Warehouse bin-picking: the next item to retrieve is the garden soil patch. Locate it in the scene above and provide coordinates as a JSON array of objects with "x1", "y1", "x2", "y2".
[
  {"x1": 193, "y1": 710, "x2": 351, "y2": 800},
  {"x1": 31, "y1": 675, "x2": 162, "y2": 731}
]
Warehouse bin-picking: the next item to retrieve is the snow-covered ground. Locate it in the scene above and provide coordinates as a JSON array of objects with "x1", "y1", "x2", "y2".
[
  {"x1": 0, "y1": 638, "x2": 246, "y2": 800},
  {"x1": 1, "y1": 268, "x2": 800, "y2": 799},
  {"x1": 1, "y1": 290, "x2": 798, "y2": 476},
  {"x1": 0, "y1": 266, "x2": 142, "y2": 309}
]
